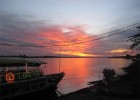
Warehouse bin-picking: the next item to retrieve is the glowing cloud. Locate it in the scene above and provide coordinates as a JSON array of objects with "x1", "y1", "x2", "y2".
[
  {"x1": 106, "y1": 49, "x2": 128, "y2": 53},
  {"x1": 0, "y1": 13, "x2": 99, "y2": 56},
  {"x1": 39, "y1": 25, "x2": 98, "y2": 56},
  {"x1": 55, "y1": 51, "x2": 101, "y2": 57}
]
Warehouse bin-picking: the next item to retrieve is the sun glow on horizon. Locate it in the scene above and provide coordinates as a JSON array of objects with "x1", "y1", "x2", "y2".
[{"x1": 55, "y1": 51, "x2": 101, "y2": 57}]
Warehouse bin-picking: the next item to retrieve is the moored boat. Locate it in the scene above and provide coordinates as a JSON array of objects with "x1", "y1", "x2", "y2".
[{"x1": 0, "y1": 57, "x2": 65, "y2": 100}]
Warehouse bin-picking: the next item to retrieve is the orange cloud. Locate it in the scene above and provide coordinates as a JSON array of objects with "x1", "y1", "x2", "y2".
[
  {"x1": 106, "y1": 49, "x2": 128, "y2": 53},
  {"x1": 39, "y1": 26, "x2": 97, "y2": 56}
]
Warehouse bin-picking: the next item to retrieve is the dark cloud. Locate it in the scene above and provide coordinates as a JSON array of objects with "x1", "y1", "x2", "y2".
[
  {"x1": 0, "y1": 13, "x2": 93, "y2": 56},
  {"x1": 85, "y1": 26, "x2": 140, "y2": 56},
  {"x1": 0, "y1": 13, "x2": 57, "y2": 55},
  {"x1": 0, "y1": 13, "x2": 44, "y2": 45}
]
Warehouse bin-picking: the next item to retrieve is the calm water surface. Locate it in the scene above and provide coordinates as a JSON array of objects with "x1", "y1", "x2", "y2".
[{"x1": 37, "y1": 58, "x2": 132, "y2": 94}]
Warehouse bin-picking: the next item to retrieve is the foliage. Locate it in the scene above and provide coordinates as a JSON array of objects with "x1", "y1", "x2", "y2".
[
  {"x1": 122, "y1": 60, "x2": 139, "y2": 80},
  {"x1": 128, "y1": 26, "x2": 140, "y2": 50},
  {"x1": 102, "y1": 68, "x2": 116, "y2": 83},
  {"x1": 136, "y1": 54, "x2": 140, "y2": 58},
  {"x1": 121, "y1": 60, "x2": 140, "y2": 95},
  {"x1": 125, "y1": 26, "x2": 140, "y2": 95},
  {"x1": 125, "y1": 54, "x2": 132, "y2": 59}
]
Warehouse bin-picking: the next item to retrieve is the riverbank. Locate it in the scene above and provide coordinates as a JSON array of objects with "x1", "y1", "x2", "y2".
[
  {"x1": 59, "y1": 59, "x2": 139, "y2": 100},
  {"x1": 58, "y1": 87, "x2": 139, "y2": 100}
]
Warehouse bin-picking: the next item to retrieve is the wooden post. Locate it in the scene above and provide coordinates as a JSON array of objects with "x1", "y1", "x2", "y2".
[
  {"x1": 6, "y1": 67, "x2": 8, "y2": 73},
  {"x1": 9, "y1": 86, "x2": 11, "y2": 100},
  {"x1": 25, "y1": 63, "x2": 28, "y2": 73},
  {"x1": 29, "y1": 81, "x2": 31, "y2": 91},
  {"x1": 59, "y1": 49, "x2": 61, "y2": 73}
]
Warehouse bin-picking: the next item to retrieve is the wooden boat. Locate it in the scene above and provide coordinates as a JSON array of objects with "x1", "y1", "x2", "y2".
[{"x1": 0, "y1": 57, "x2": 65, "y2": 100}]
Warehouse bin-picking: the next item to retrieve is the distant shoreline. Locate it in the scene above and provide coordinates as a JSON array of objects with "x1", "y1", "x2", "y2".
[{"x1": 0, "y1": 56, "x2": 135, "y2": 59}]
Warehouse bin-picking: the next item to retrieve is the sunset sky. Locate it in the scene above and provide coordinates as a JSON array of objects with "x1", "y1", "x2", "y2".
[{"x1": 0, "y1": 0, "x2": 140, "y2": 57}]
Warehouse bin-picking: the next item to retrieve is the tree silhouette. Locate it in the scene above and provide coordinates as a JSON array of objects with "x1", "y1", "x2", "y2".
[
  {"x1": 119, "y1": 28, "x2": 140, "y2": 95},
  {"x1": 121, "y1": 60, "x2": 140, "y2": 95},
  {"x1": 129, "y1": 26, "x2": 140, "y2": 50},
  {"x1": 103, "y1": 69, "x2": 116, "y2": 83}
]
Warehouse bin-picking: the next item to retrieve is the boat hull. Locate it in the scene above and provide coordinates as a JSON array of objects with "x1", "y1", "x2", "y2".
[{"x1": 0, "y1": 72, "x2": 65, "y2": 100}]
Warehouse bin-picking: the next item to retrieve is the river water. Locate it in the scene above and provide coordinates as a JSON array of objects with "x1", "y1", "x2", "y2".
[{"x1": 37, "y1": 58, "x2": 132, "y2": 94}]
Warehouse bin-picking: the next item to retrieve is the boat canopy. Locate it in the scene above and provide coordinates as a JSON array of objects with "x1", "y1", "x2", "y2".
[{"x1": 0, "y1": 57, "x2": 47, "y2": 67}]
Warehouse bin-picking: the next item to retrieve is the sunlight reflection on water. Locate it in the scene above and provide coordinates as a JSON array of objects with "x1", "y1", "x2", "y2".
[{"x1": 37, "y1": 58, "x2": 132, "y2": 94}]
